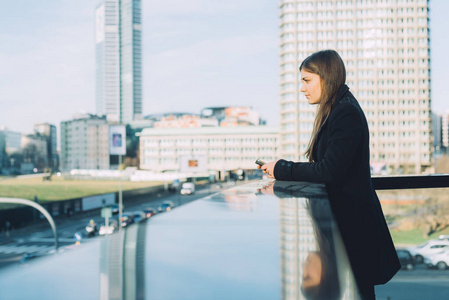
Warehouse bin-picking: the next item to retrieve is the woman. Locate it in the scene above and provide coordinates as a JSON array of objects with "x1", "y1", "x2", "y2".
[{"x1": 261, "y1": 50, "x2": 400, "y2": 299}]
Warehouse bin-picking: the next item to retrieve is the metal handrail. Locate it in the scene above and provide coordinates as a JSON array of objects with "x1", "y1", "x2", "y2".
[
  {"x1": 372, "y1": 174, "x2": 449, "y2": 190},
  {"x1": 0, "y1": 198, "x2": 58, "y2": 250}
]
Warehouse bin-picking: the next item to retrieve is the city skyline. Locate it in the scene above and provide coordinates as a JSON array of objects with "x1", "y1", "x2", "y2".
[{"x1": 1, "y1": 0, "x2": 448, "y2": 135}]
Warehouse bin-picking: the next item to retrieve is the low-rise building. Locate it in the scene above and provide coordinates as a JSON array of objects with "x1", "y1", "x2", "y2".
[{"x1": 139, "y1": 126, "x2": 279, "y2": 174}]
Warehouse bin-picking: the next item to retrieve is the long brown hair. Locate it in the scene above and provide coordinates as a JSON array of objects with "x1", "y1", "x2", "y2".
[{"x1": 301, "y1": 50, "x2": 346, "y2": 162}]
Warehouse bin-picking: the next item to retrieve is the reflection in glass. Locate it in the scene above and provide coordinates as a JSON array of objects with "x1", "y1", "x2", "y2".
[
  {"x1": 100, "y1": 221, "x2": 146, "y2": 300},
  {"x1": 273, "y1": 181, "x2": 358, "y2": 300}
]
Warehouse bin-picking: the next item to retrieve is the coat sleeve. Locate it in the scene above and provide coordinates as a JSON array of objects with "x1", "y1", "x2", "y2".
[{"x1": 274, "y1": 103, "x2": 364, "y2": 184}]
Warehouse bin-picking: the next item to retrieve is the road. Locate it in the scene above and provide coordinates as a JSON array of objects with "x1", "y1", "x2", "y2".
[
  {"x1": 375, "y1": 264, "x2": 449, "y2": 300},
  {"x1": 0, "y1": 181, "x2": 230, "y2": 269}
]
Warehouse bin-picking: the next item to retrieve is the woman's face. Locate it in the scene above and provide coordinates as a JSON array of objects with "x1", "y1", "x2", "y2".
[{"x1": 300, "y1": 69, "x2": 322, "y2": 105}]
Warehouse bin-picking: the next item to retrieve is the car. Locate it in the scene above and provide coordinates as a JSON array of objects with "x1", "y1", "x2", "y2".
[
  {"x1": 110, "y1": 204, "x2": 125, "y2": 215},
  {"x1": 212, "y1": 183, "x2": 222, "y2": 190},
  {"x1": 132, "y1": 211, "x2": 147, "y2": 223},
  {"x1": 407, "y1": 240, "x2": 449, "y2": 263},
  {"x1": 180, "y1": 182, "x2": 195, "y2": 195},
  {"x1": 424, "y1": 250, "x2": 449, "y2": 270},
  {"x1": 438, "y1": 235, "x2": 449, "y2": 241},
  {"x1": 119, "y1": 213, "x2": 135, "y2": 227},
  {"x1": 143, "y1": 207, "x2": 157, "y2": 218},
  {"x1": 99, "y1": 219, "x2": 119, "y2": 235},
  {"x1": 396, "y1": 249, "x2": 415, "y2": 270},
  {"x1": 158, "y1": 200, "x2": 174, "y2": 212}
]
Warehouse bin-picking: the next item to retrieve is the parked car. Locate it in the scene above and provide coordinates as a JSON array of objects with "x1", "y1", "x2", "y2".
[
  {"x1": 143, "y1": 207, "x2": 157, "y2": 218},
  {"x1": 438, "y1": 235, "x2": 449, "y2": 241},
  {"x1": 424, "y1": 250, "x2": 449, "y2": 270},
  {"x1": 407, "y1": 240, "x2": 449, "y2": 263},
  {"x1": 158, "y1": 200, "x2": 174, "y2": 212},
  {"x1": 396, "y1": 249, "x2": 415, "y2": 270}
]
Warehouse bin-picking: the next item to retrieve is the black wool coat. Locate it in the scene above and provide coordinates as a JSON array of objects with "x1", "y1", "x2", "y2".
[{"x1": 274, "y1": 84, "x2": 401, "y2": 286}]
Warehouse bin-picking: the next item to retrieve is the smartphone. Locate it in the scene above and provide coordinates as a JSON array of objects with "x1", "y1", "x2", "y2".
[{"x1": 255, "y1": 158, "x2": 266, "y2": 166}]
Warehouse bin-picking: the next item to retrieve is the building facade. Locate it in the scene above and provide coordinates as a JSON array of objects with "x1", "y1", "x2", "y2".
[
  {"x1": 95, "y1": 0, "x2": 142, "y2": 124},
  {"x1": 0, "y1": 128, "x2": 22, "y2": 171},
  {"x1": 0, "y1": 127, "x2": 22, "y2": 154},
  {"x1": 21, "y1": 134, "x2": 48, "y2": 173},
  {"x1": 442, "y1": 110, "x2": 449, "y2": 153},
  {"x1": 139, "y1": 126, "x2": 279, "y2": 172},
  {"x1": 34, "y1": 123, "x2": 59, "y2": 170},
  {"x1": 432, "y1": 113, "x2": 442, "y2": 155},
  {"x1": 279, "y1": 0, "x2": 432, "y2": 174},
  {"x1": 60, "y1": 114, "x2": 110, "y2": 171},
  {"x1": 0, "y1": 132, "x2": 5, "y2": 171}
]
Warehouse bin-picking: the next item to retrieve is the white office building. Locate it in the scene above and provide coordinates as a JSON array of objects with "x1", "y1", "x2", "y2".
[
  {"x1": 95, "y1": 0, "x2": 142, "y2": 124},
  {"x1": 139, "y1": 126, "x2": 279, "y2": 173},
  {"x1": 279, "y1": 0, "x2": 432, "y2": 174}
]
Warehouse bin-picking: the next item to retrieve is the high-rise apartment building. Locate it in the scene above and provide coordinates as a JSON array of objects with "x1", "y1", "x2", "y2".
[
  {"x1": 95, "y1": 0, "x2": 142, "y2": 124},
  {"x1": 279, "y1": 0, "x2": 432, "y2": 174}
]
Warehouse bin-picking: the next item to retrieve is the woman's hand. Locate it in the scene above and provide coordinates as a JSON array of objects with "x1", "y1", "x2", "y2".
[{"x1": 258, "y1": 160, "x2": 279, "y2": 179}]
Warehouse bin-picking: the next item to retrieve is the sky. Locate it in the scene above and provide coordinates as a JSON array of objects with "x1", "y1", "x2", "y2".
[{"x1": 0, "y1": 0, "x2": 448, "y2": 136}]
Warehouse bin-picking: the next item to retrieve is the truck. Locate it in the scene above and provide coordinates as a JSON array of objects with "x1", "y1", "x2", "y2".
[{"x1": 180, "y1": 182, "x2": 195, "y2": 195}]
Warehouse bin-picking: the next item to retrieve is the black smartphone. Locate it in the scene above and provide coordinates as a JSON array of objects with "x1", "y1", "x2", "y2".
[{"x1": 255, "y1": 158, "x2": 265, "y2": 166}]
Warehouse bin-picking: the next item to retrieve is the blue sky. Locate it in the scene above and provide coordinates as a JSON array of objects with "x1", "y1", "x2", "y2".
[{"x1": 0, "y1": 0, "x2": 448, "y2": 135}]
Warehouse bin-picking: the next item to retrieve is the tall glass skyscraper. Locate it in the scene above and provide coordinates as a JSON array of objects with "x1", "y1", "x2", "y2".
[
  {"x1": 96, "y1": 0, "x2": 142, "y2": 124},
  {"x1": 279, "y1": 0, "x2": 432, "y2": 174}
]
